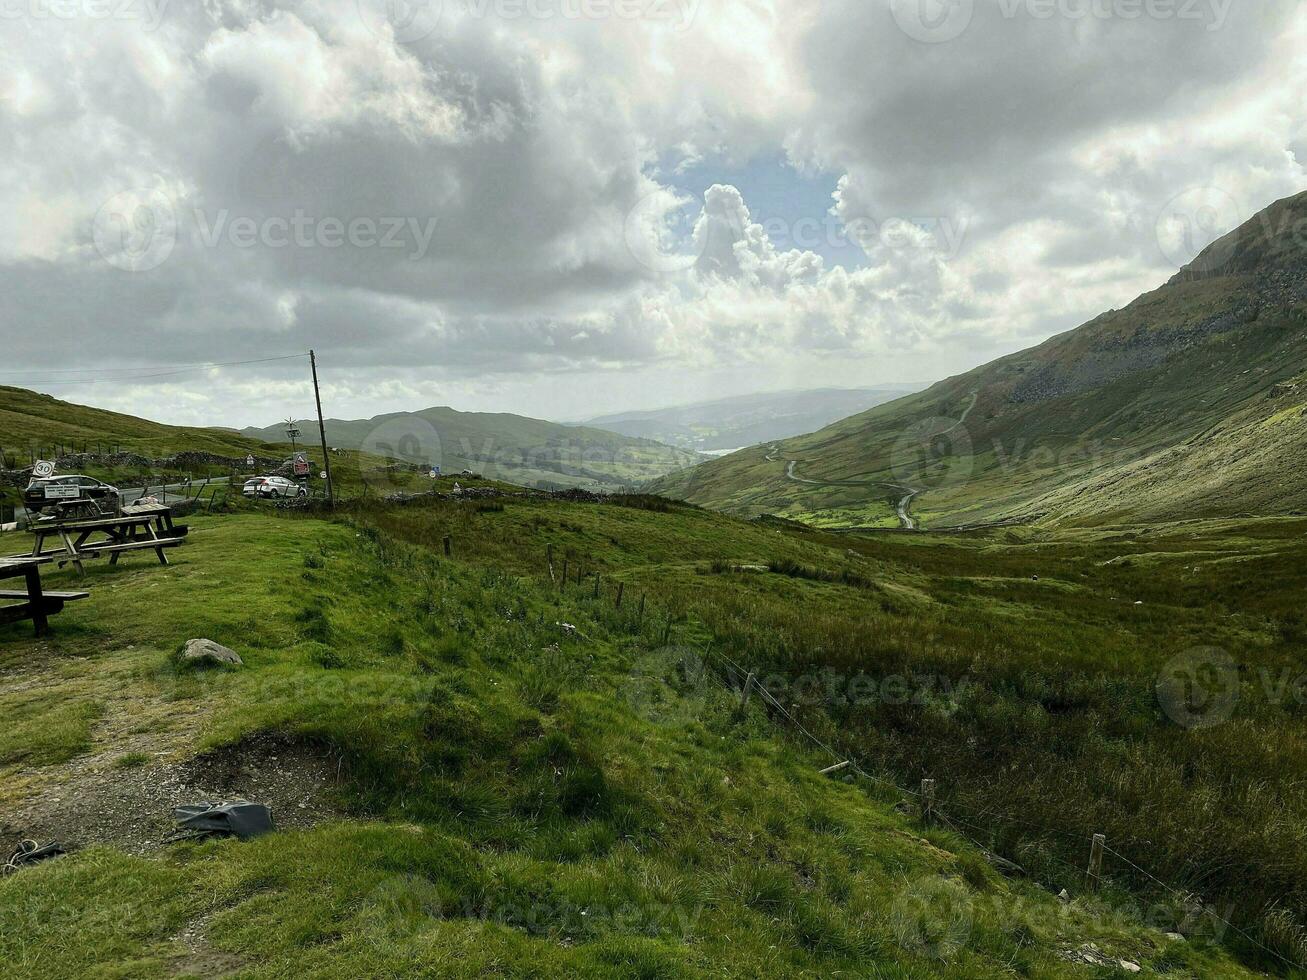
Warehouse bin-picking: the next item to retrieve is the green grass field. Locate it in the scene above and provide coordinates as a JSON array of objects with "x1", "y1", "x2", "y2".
[{"x1": 0, "y1": 497, "x2": 1301, "y2": 976}]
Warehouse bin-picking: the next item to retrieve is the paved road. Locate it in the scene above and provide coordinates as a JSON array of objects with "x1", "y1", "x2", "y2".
[
  {"x1": 896, "y1": 490, "x2": 919, "y2": 530},
  {"x1": 768, "y1": 389, "x2": 978, "y2": 531}
]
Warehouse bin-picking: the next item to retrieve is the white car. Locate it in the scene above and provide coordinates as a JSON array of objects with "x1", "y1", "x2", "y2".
[{"x1": 246, "y1": 476, "x2": 307, "y2": 499}]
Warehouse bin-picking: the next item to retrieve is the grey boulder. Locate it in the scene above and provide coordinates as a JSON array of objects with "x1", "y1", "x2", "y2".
[{"x1": 182, "y1": 638, "x2": 243, "y2": 666}]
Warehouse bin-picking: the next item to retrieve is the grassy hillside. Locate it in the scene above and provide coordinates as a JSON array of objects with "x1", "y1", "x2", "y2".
[
  {"x1": 1, "y1": 498, "x2": 1303, "y2": 974},
  {"x1": 242, "y1": 407, "x2": 703, "y2": 492},
  {"x1": 580, "y1": 386, "x2": 923, "y2": 452},
  {"x1": 0, "y1": 386, "x2": 269, "y2": 463},
  {"x1": 653, "y1": 190, "x2": 1307, "y2": 528},
  {"x1": 0, "y1": 386, "x2": 288, "y2": 518}
]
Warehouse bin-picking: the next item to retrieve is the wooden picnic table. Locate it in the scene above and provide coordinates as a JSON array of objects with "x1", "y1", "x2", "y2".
[
  {"x1": 119, "y1": 502, "x2": 188, "y2": 538},
  {"x1": 26, "y1": 512, "x2": 182, "y2": 575},
  {"x1": 0, "y1": 556, "x2": 88, "y2": 637}
]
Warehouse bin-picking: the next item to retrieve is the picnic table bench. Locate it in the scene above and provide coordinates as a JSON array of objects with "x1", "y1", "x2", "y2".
[
  {"x1": 0, "y1": 556, "x2": 88, "y2": 637},
  {"x1": 26, "y1": 512, "x2": 182, "y2": 575}
]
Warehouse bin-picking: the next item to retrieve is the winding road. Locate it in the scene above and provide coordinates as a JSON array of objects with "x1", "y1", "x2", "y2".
[
  {"x1": 768, "y1": 390, "x2": 978, "y2": 531},
  {"x1": 778, "y1": 456, "x2": 919, "y2": 529}
]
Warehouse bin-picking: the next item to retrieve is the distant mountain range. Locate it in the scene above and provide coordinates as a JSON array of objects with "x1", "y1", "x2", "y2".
[
  {"x1": 652, "y1": 189, "x2": 1307, "y2": 528},
  {"x1": 241, "y1": 406, "x2": 701, "y2": 491},
  {"x1": 580, "y1": 386, "x2": 923, "y2": 453}
]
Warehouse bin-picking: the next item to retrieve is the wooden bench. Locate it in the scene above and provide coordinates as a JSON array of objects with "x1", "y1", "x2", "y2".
[
  {"x1": 0, "y1": 556, "x2": 84, "y2": 638},
  {"x1": 80, "y1": 539, "x2": 182, "y2": 561},
  {"x1": 25, "y1": 513, "x2": 184, "y2": 575},
  {"x1": 0, "y1": 589, "x2": 90, "y2": 625}
]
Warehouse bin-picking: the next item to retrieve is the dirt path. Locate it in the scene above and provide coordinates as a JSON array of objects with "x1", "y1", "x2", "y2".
[{"x1": 940, "y1": 390, "x2": 978, "y2": 434}]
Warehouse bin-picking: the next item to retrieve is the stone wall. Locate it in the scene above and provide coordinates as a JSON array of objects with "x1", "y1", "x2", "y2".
[{"x1": 0, "y1": 449, "x2": 299, "y2": 488}]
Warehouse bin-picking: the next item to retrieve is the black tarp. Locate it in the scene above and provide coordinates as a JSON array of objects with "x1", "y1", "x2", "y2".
[{"x1": 173, "y1": 801, "x2": 275, "y2": 840}]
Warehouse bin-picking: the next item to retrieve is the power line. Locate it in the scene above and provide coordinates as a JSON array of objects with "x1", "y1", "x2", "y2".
[{"x1": 0, "y1": 353, "x2": 310, "y2": 386}]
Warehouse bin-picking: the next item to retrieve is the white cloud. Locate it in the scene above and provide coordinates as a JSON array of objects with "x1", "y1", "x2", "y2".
[{"x1": 0, "y1": 0, "x2": 1302, "y2": 426}]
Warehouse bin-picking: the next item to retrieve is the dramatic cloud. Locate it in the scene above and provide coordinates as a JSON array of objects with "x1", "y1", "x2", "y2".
[{"x1": 0, "y1": 0, "x2": 1303, "y2": 425}]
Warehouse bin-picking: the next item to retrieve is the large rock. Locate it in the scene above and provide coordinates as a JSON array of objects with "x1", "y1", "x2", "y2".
[{"x1": 182, "y1": 638, "x2": 243, "y2": 666}]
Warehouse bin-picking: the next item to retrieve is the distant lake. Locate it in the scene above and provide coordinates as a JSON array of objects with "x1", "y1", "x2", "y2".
[{"x1": 700, "y1": 447, "x2": 747, "y2": 457}]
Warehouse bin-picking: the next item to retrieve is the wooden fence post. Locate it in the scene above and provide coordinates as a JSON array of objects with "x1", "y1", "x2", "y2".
[
  {"x1": 1087, "y1": 834, "x2": 1105, "y2": 890},
  {"x1": 740, "y1": 671, "x2": 756, "y2": 709},
  {"x1": 442, "y1": 535, "x2": 451, "y2": 557},
  {"x1": 614, "y1": 582, "x2": 624, "y2": 609},
  {"x1": 561, "y1": 558, "x2": 569, "y2": 589},
  {"x1": 921, "y1": 778, "x2": 936, "y2": 827},
  {"x1": 547, "y1": 543, "x2": 555, "y2": 583}
]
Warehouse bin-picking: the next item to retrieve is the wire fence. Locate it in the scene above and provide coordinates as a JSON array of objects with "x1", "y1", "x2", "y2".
[{"x1": 690, "y1": 625, "x2": 1301, "y2": 971}]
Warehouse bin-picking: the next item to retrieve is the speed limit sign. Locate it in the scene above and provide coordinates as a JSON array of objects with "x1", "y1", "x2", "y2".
[{"x1": 33, "y1": 460, "x2": 55, "y2": 478}]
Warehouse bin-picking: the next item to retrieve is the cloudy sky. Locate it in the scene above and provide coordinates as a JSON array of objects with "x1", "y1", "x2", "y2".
[{"x1": 1, "y1": 0, "x2": 1304, "y2": 428}]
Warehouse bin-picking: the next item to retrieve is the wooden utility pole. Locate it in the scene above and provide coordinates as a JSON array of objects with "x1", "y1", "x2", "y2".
[{"x1": 309, "y1": 349, "x2": 333, "y2": 508}]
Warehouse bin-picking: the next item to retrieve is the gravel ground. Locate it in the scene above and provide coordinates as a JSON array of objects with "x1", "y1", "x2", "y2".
[{"x1": 2, "y1": 732, "x2": 343, "y2": 859}]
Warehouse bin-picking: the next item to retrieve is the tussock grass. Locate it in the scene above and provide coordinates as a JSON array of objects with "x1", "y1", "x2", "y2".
[{"x1": 363, "y1": 496, "x2": 1307, "y2": 972}]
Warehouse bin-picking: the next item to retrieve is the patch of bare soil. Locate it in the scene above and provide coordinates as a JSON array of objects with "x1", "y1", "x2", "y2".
[
  {"x1": 1, "y1": 732, "x2": 344, "y2": 858},
  {"x1": 167, "y1": 907, "x2": 250, "y2": 979}
]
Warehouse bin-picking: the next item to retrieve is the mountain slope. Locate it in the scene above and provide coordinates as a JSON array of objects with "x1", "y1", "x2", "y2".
[
  {"x1": 580, "y1": 386, "x2": 923, "y2": 452},
  {"x1": 0, "y1": 386, "x2": 269, "y2": 462},
  {"x1": 242, "y1": 407, "x2": 702, "y2": 491},
  {"x1": 653, "y1": 190, "x2": 1307, "y2": 527}
]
